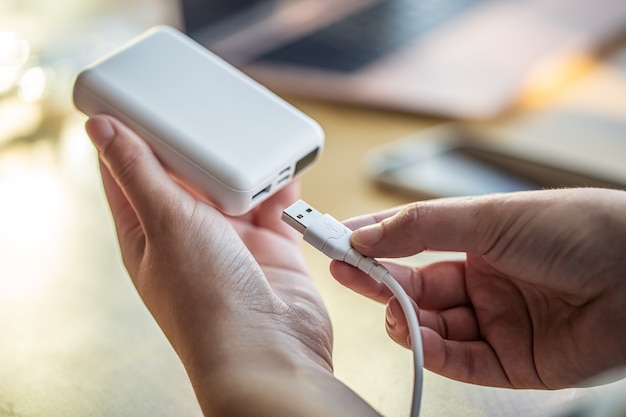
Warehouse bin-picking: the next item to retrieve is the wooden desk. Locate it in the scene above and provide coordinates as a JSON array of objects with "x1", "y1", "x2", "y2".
[{"x1": 1, "y1": 99, "x2": 621, "y2": 417}]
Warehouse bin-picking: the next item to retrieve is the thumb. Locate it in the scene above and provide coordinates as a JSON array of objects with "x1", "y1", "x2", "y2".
[{"x1": 349, "y1": 195, "x2": 509, "y2": 258}]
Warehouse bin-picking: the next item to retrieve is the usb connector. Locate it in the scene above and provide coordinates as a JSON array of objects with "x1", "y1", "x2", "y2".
[
  {"x1": 280, "y1": 199, "x2": 322, "y2": 234},
  {"x1": 281, "y1": 199, "x2": 390, "y2": 281}
]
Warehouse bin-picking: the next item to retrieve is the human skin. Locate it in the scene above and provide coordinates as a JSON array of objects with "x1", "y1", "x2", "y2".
[
  {"x1": 86, "y1": 114, "x2": 626, "y2": 416},
  {"x1": 85, "y1": 115, "x2": 382, "y2": 417},
  {"x1": 330, "y1": 188, "x2": 626, "y2": 389}
]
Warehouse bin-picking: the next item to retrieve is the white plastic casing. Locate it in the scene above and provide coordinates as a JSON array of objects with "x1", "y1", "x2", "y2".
[{"x1": 73, "y1": 26, "x2": 324, "y2": 215}]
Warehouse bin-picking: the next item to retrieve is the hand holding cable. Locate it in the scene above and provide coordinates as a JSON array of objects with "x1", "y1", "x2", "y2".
[{"x1": 282, "y1": 200, "x2": 424, "y2": 417}]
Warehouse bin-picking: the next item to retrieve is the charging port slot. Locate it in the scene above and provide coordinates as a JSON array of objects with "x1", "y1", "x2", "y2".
[
  {"x1": 295, "y1": 147, "x2": 320, "y2": 176},
  {"x1": 252, "y1": 185, "x2": 271, "y2": 201}
]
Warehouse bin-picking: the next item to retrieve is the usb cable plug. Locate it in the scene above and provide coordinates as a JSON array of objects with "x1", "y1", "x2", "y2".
[
  {"x1": 281, "y1": 199, "x2": 389, "y2": 282},
  {"x1": 282, "y1": 199, "x2": 425, "y2": 417}
]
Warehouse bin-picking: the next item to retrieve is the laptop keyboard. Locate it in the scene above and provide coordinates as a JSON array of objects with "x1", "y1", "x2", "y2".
[{"x1": 254, "y1": 0, "x2": 487, "y2": 72}]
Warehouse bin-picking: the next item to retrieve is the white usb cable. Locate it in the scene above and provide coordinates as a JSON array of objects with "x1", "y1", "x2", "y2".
[{"x1": 282, "y1": 199, "x2": 424, "y2": 417}]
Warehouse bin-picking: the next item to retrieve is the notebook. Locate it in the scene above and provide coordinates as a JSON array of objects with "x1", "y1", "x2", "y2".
[{"x1": 179, "y1": 0, "x2": 626, "y2": 119}]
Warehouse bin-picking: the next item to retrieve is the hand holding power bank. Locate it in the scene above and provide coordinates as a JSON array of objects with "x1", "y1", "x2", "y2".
[{"x1": 73, "y1": 26, "x2": 324, "y2": 215}]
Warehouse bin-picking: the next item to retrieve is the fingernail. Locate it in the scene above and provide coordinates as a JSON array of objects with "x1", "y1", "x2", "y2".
[
  {"x1": 85, "y1": 116, "x2": 115, "y2": 153},
  {"x1": 385, "y1": 304, "x2": 397, "y2": 329},
  {"x1": 351, "y1": 224, "x2": 382, "y2": 248}
]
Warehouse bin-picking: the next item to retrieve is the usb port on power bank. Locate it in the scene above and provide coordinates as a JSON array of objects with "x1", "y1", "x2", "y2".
[{"x1": 252, "y1": 185, "x2": 271, "y2": 201}]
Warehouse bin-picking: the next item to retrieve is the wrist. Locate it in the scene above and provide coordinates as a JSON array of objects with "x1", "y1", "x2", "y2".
[
  {"x1": 192, "y1": 350, "x2": 380, "y2": 417},
  {"x1": 169, "y1": 306, "x2": 376, "y2": 417}
]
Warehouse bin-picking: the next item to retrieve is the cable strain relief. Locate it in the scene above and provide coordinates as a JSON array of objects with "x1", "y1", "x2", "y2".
[
  {"x1": 356, "y1": 258, "x2": 389, "y2": 283},
  {"x1": 343, "y1": 248, "x2": 362, "y2": 267}
]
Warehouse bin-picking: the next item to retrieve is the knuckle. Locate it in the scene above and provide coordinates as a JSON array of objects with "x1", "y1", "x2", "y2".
[
  {"x1": 111, "y1": 149, "x2": 144, "y2": 190},
  {"x1": 389, "y1": 202, "x2": 426, "y2": 236},
  {"x1": 386, "y1": 320, "x2": 411, "y2": 349},
  {"x1": 378, "y1": 202, "x2": 427, "y2": 255},
  {"x1": 409, "y1": 267, "x2": 423, "y2": 303},
  {"x1": 144, "y1": 194, "x2": 186, "y2": 241},
  {"x1": 396, "y1": 203, "x2": 421, "y2": 227}
]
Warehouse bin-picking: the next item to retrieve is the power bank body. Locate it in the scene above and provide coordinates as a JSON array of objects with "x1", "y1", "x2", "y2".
[{"x1": 73, "y1": 26, "x2": 324, "y2": 215}]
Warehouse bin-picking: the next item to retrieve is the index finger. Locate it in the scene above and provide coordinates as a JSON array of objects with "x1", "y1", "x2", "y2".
[{"x1": 330, "y1": 259, "x2": 470, "y2": 310}]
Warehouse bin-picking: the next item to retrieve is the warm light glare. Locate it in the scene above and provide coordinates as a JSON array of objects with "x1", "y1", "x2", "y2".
[
  {"x1": 0, "y1": 32, "x2": 30, "y2": 94},
  {"x1": 18, "y1": 66, "x2": 46, "y2": 102},
  {"x1": 0, "y1": 155, "x2": 71, "y2": 300},
  {"x1": 0, "y1": 97, "x2": 43, "y2": 144},
  {"x1": 59, "y1": 116, "x2": 100, "y2": 188},
  {"x1": 520, "y1": 54, "x2": 596, "y2": 109}
]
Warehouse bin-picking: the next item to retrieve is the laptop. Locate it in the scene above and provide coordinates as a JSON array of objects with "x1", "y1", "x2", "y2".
[{"x1": 179, "y1": 0, "x2": 626, "y2": 119}]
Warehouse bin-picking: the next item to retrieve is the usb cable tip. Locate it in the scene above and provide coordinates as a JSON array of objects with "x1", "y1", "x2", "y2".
[{"x1": 281, "y1": 199, "x2": 323, "y2": 234}]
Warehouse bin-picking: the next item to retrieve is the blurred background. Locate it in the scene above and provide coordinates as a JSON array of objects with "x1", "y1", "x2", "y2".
[{"x1": 1, "y1": 0, "x2": 625, "y2": 416}]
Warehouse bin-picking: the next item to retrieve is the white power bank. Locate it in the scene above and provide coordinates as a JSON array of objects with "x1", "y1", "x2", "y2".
[{"x1": 73, "y1": 26, "x2": 324, "y2": 215}]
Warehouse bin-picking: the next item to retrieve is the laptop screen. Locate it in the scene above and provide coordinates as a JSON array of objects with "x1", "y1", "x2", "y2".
[{"x1": 181, "y1": 0, "x2": 276, "y2": 35}]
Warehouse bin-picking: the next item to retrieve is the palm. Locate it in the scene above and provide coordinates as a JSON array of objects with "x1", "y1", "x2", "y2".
[
  {"x1": 228, "y1": 210, "x2": 333, "y2": 370},
  {"x1": 462, "y1": 256, "x2": 554, "y2": 388},
  {"x1": 461, "y1": 253, "x2": 618, "y2": 389}
]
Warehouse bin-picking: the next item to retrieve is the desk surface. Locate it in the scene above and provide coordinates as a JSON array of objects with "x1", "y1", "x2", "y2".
[
  {"x1": 1, "y1": 4, "x2": 626, "y2": 416},
  {"x1": 1, "y1": 100, "x2": 623, "y2": 417}
]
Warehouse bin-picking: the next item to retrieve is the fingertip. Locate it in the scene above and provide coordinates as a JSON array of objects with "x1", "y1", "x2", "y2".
[
  {"x1": 330, "y1": 260, "x2": 391, "y2": 303},
  {"x1": 385, "y1": 297, "x2": 414, "y2": 349},
  {"x1": 421, "y1": 327, "x2": 446, "y2": 370},
  {"x1": 328, "y1": 260, "x2": 355, "y2": 286},
  {"x1": 385, "y1": 298, "x2": 398, "y2": 329},
  {"x1": 350, "y1": 223, "x2": 382, "y2": 250},
  {"x1": 85, "y1": 115, "x2": 116, "y2": 153}
]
